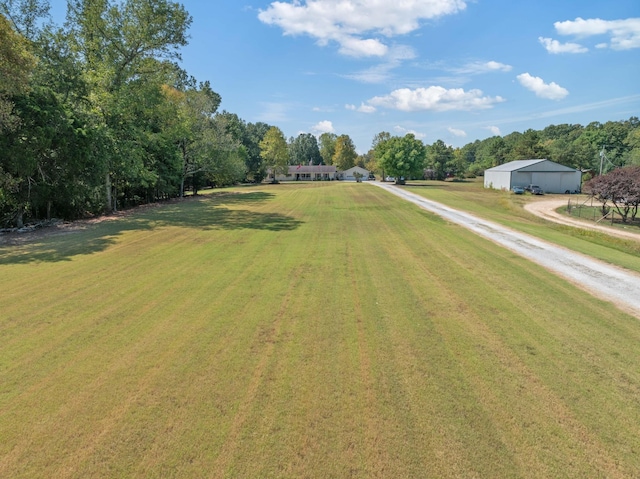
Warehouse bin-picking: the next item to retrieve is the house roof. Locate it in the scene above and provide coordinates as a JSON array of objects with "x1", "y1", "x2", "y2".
[
  {"x1": 486, "y1": 159, "x2": 579, "y2": 173},
  {"x1": 288, "y1": 165, "x2": 336, "y2": 173},
  {"x1": 342, "y1": 166, "x2": 370, "y2": 174}
]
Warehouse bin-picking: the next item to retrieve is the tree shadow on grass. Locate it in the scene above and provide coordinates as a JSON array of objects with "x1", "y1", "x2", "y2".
[
  {"x1": 0, "y1": 191, "x2": 302, "y2": 265},
  {"x1": 152, "y1": 206, "x2": 302, "y2": 232},
  {"x1": 196, "y1": 190, "x2": 276, "y2": 205},
  {"x1": 0, "y1": 218, "x2": 153, "y2": 265}
]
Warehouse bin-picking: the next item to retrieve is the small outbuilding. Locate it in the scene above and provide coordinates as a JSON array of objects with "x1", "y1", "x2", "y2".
[
  {"x1": 484, "y1": 159, "x2": 582, "y2": 194},
  {"x1": 339, "y1": 166, "x2": 371, "y2": 181}
]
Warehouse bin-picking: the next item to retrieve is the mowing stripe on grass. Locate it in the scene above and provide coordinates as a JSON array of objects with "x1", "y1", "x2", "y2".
[{"x1": 1, "y1": 183, "x2": 639, "y2": 478}]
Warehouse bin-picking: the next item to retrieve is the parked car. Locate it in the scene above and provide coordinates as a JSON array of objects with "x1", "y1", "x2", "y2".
[
  {"x1": 525, "y1": 184, "x2": 543, "y2": 193},
  {"x1": 530, "y1": 186, "x2": 544, "y2": 195},
  {"x1": 385, "y1": 176, "x2": 395, "y2": 182},
  {"x1": 512, "y1": 186, "x2": 525, "y2": 194}
]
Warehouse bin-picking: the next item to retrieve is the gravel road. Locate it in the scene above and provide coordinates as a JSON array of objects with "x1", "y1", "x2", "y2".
[{"x1": 374, "y1": 182, "x2": 640, "y2": 319}]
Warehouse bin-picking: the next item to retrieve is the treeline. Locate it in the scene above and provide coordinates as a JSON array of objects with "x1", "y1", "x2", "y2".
[
  {"x1": 3, "y1": 2, "x2": 639, "y2": 229},
  {"x1": 362, "y1": 118, "x2": 640, "y2": 181},
  {"x1": 283, "y1": 118, "x2": 640, "y2": 184},
  {"x1": 0, "y1": 0, "x2": 275, "y2": 228}
]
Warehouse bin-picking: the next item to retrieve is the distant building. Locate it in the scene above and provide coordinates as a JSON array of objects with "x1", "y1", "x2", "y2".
[
  {"x1": 272, "y1": 165, "x2": 337, "y2": 182},
  {"x1": 484, "y1": 159, "x2": 582, "y2": 193},
  {"x1": 269, "y1": 165, "x2": 374, "y2": 182},
  {"x1": 339, "y1": 166, "x2": 371, "y2": 181}
]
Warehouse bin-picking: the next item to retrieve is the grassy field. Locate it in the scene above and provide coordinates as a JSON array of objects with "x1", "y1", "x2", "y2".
[
  {"x1": 1, "y1": 182, "x2": 639, "y2": 478},
  {"x1": 404, "y1": 178, "x2": 640, "y2": 274}
]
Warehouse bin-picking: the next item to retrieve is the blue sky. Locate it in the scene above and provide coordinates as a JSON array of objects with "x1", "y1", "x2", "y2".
[{"x1": 48, "y1": 0, "x2": 640, "y2": 153}]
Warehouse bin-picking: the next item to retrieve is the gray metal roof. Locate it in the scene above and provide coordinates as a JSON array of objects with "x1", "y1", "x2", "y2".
[
  {"x1": 486, "y1": 159, "x2": 579, "y2": 173},
  {"x1": 287, "y1": 165, "x2": 337, "y2": 174}
]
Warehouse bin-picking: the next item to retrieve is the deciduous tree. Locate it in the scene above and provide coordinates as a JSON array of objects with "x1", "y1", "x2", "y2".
[
  {"x1": 584, "y1": 166, "x2": 640, "y2": 222},
  {"x1": 376, "y1": 134, "x2": 426, "y2": 183},
  {"x1": 260, "y1": 127, "x2": 289, "y2": 182},
  {"x1": 318, "y1": 132, "x2": 337, "y2": 165},
  {"x1": 289, "y1": 133, "x2": 321, "y2": 165},
  {"x1": 332, "y1": 134, "x2": 357, "y2": 171},
  {"x1": 426, "y1": 139, "x2": 453, "y2": 180},
  {"x1": 0, "y1": 12, "x2": 35, "y2": 131},
  {"x1": 67, "y1": 0, "x2": 192, "y2": 211}
]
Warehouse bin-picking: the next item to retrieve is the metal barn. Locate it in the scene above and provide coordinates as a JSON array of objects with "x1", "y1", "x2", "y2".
[{"x1": 484, "y1": 159, "x2": 582, "y2": 194}]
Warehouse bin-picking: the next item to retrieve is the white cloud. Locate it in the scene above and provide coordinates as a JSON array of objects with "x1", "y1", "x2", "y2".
[
  {"x1": 483, "y1": 61, "x2": 513, "y2": 72},
  {"x1": 447, "y1": 127, "x2": 467, "y2": 137},
  {"x1": 455, "y1": 60, "x2": 512, "y2": 74},
  {"x1": 367, "y1": 86, "x2": 505, "y2": 112},
  {"x1": 538, "y1": 37, "x2": 588, "y2": 54},
  {"x1": 343, "y1": 66, "x2": 394, "y2": 84},
  {"x1": 311, "y1": 120, "x2": 335, "y2": 134},
  {"x1": 258, "y1": 0, "x2": 468, "y2": 57},
  {"x1": 553, "y1": 17, "x2": 640, "y2": 50},
  {"x1": 257, "y1": 102, "x2": 289, "y2": 122},
  {"x1": 485, "y1": 126, "x2": 501, "y2": 136},
  {"x1": 517, "y1": 73, "x2": 569, "y2": 100},
  {"x1": 346, "y1": 103, "x2": 377, "y2": 113},
  {"x1": 394, "y1": 126, "x2": 426, "y2": 138},
  {"x1": 312, "y1": 106, "x2": 334, "y2": 112},
  {"x1": 344, "y1": 45, "x2": 417, "y2": 83},
  {"x1": 337, "y1": 37, "x2": 388, "y2": 57}
]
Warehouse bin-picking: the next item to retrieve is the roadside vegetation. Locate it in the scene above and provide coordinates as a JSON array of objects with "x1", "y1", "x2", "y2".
[{"x1": 1, "y1": 182, "x2": 639, "y2": 478}]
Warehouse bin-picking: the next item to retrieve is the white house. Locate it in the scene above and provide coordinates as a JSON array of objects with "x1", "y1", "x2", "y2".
[
  {"x1": 484, "y1": 159, "x2": 582, "y2": 194},
  {"x1": 272, "y1": 165, "x2": 337, "y2": 182},
  {"x1": 339, "y1": 166, "x2": 371, "y2": 181}
]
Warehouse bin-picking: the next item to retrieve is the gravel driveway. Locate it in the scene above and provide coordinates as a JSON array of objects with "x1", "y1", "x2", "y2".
[{"x1": 374, "y1": 182, "x2": 640, "y2": 319}]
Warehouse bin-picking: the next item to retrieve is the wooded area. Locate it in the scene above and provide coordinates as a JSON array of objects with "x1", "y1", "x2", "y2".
[
  {"x1": 1, "y1": 0, "x2": 639, "y2": 228},
  {"x1": 0, "y1": 0, "x2": 274, "y2": 227}
]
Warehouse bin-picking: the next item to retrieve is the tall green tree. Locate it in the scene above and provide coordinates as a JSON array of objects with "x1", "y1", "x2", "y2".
[
  {"x1": 448, "y1": 149, "x2": 468, "y2": 179},
  {"x1": 0, "y1": 87, "x2": 98, "y2": 226},
  {"x1": 475, "y1": 136, "x2": 508, "y2": 168},
  {"x1": 426, "y1": 139, "x2": 453, "y2": 180},
  {"x1": 244, "y1": 121, "x2": 271, "y2": 182},
  {"x1": 204, "y1": 113, "x2": 247, "y2": 188},
  {"x1": 289, "y1": 133, "x2": 321, "y2": 165},
  {"x1": 623, "y1": 128, "x2": 640, "y2": 166},
  {"x1": 211, "y1": 112, "x2": 273, "y2": 183},
  {"x1": 368, "y1": 131, "x2": 391, "y2": 176},
  {"x1": 509, "y1": 129, "x2": 549, "y2": 160},
  {"x1": 162, "y1": 80, "x2": 221, "y2": 196},
  {"x1": 0, "y1": 0, "x2": 50, "y2": 39},
  {"x1": 376, "y1": 134, "x2": 426, "y2": 183},
  {"x1": 260, "y1": 126, "x2": 289, "y2": 182},
  {"x1": 332, "y1": 134, "x2": 357, "y2": 171},
  {"x1": 318, "y1": 132, "x2": 337, "y2": 165},
  {"x1": 0, "y1": 12, "x2": 36, "y2": 131},
  {"x1": 67, "y1": 0, "x2": 192, "y2": 211}
]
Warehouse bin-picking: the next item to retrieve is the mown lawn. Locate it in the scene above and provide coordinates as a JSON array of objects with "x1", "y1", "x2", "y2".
[
  {"x1": 404, "y1": 178, "x2": 640, "y2": 274},
  {"x1": 1, "y1": 182, "x2": 639, "y2": 478}
]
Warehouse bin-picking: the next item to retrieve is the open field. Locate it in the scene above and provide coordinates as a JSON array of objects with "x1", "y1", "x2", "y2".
[
  {"x1": 404, "y1": 179, "x2": 640, "y2": 274},
  {"x1": 1, "y1": 182, "x2": 640, "y2": 478}
]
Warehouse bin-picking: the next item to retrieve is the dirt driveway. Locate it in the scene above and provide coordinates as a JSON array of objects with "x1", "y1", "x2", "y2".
[
  {"x1": 374, "y1": 183, "x2": 640, "y2": 319},
  {"x1": 524, "y1": 197, "x2": 640, "y2": 242}
]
